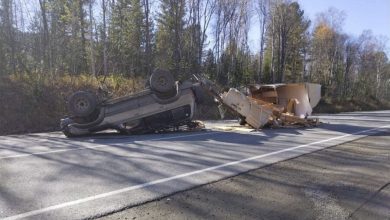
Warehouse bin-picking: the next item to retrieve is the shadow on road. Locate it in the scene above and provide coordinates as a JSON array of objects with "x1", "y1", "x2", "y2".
[
  {"x1": 97, "y1": 133, "x2": 390, "y2": 220},
  {"x1": 0, "y1": 119, "x2": 389, "y2": 219}
]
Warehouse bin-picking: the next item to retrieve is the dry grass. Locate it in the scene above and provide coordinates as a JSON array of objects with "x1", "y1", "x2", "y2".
[{"x1": 0, "y1": 73, "x2": 145, "y2": 135}]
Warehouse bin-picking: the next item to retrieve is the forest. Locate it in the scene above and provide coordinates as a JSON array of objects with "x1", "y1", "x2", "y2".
[
  {"x1": 0, "y1": 0, "x2": 389, "y2": 134},
  {"x1": 1, "y1": 0, "x2": 390, "y2": 98}
]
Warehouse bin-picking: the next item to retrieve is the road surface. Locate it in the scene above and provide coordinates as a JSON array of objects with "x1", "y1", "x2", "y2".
[
  {"x1": 99, "y1": 133, "x2": 390, "y2": 220},
  {"x1": 0, "y1": 111, "x2": 389, "y2": 220}
]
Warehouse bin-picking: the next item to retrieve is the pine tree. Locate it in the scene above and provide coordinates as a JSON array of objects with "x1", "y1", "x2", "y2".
[
  {"x1": 264, "y1": 1, "x2": 309, "y2": 83},
  {"x1": 155, "y1": 0, "x2": 186, "y2": 78},
  {"x1": 110, "y1": 0, "x2": 146, "y2": 76},
  {"x1": 203, "y1": 49, "x2": 217, "y2": 80}
]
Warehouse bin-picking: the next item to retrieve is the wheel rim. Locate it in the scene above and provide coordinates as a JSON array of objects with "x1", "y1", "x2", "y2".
[
  {"x1": 150, "y1": 69, "x2": 175, "y2": 93},
  {"x1": 157, "y1": 76, "x2": 167, "y2": 88},
  {"x1": 75, "y1": 98, "x2": 90, "y2": 112}
]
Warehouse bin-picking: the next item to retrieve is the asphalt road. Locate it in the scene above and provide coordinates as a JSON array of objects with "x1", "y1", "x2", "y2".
[
  {"x1": 99, "y1": 132, "x2": 390, "y2": 220},
  {"x1": 0, "y1": 111, "x2": 389, "y2": 220}
]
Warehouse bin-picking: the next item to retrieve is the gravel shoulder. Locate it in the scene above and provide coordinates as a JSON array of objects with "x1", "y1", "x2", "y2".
[{"x1": 98, "y1": 132, "x2": 390, "y2": 220}]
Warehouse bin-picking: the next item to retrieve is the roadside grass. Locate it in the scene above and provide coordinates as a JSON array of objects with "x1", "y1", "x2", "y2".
[{"x1": 0, "y1": 73, "x2": 145, "y2": 135}]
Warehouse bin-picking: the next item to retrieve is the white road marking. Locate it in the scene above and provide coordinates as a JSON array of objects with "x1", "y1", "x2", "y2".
[
  {"x1": 314, "y1": 117, "x2": 390, "y2": 122},
  {"x1": 2, "y1": 125, "x2": 389, "y2": 220},
  {"x1": 0, "y1": 131, "x2": 222, "y2": 160}
]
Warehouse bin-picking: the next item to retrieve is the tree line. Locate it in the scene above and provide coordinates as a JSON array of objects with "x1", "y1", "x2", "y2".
[{"x1": 0, "y1": 0, "x2": 389, "y2": 100}]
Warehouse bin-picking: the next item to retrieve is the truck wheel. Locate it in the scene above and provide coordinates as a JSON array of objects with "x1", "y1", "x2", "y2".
[
  {"x1": 150, "y1": 69, "x2": 175, "y2": 94},
  {"x1": 68, "y1": 91, "x2": 98, "y2": 117},
  {"x1": 62, "y1": 126, "x2": 76, "y2": 138},
  {"x1": 239, "y1": 117, "x2": 246, "y2": 125},
  {"x1": 60, "y1": 118, "x2": 75, "y2": 137}
]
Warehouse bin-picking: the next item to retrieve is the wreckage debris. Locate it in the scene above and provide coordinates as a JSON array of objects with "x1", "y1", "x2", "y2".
[
  {"x1": 62, "y1": 71, "x2": 321, "y2": 137},
  {"x1": 198, "y1": 77, "x2": 321, "y2": 129}
]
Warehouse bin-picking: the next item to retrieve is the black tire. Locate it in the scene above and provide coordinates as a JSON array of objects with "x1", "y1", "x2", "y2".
[
  {"x1": 60, "y1": 118, "x2": 75, "y2": 137},
  {"x1": 62, "y1": 126, "x2": 76, "y2": 138},
  {"x1": 239, "y1": 117, "x2": 246, "y2": 125},
  {"x1": 154, "y1": 88, "x2": 178, "y2": 100},
  {"x1": 150, "y1": 69, "x2": 175, "y2": 94},
  {"x1": 68, "y1": 91, "x2": 98, "y2": 117}
]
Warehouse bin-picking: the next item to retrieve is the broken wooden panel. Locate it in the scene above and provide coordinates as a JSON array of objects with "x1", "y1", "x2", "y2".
[
  {"x1": 245, "y1": 102, "x2": 274, "y2": 129},
  {"x1": 221, "y1": 89, "x2": 274, "y2": 129},
  {"x1": 249, "y1": 83, "x2": 321, "y2": 118},
  {"x1": 220, "y1": 88, "x2": 251, "y2": 116}
]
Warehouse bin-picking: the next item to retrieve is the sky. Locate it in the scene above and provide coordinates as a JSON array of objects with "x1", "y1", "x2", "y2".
[
  {"x1": 299, "y1": 0, "x2": 390, "y2": 38},
  {"x1": 248, "y1": 0, "x2": 390, "y2": 53}
]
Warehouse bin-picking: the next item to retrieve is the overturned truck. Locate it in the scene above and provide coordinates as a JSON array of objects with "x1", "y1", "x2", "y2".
[
  {"x1": 199, "y1": 78, "x2": 322, "y2": 129},
  {"x1": 60, "y1": 70, "x2": 205, "y2": 137}
]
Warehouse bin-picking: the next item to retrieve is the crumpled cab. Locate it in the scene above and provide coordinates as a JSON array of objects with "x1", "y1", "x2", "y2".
[{"x1": 60, "y1": 69, "x2": 204, "y2": 137}]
